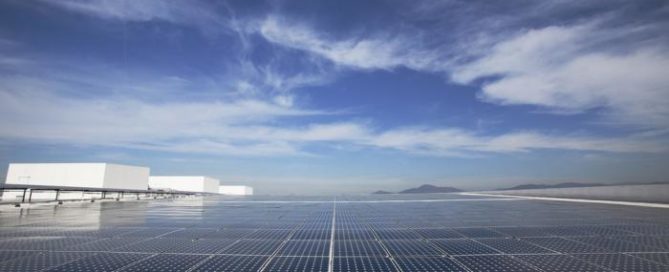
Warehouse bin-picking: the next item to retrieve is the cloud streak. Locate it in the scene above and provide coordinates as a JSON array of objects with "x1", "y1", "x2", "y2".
[
  {"x1": 256, "y1": 9, "x2": 669, "y2": 130},
  {"x1": 1, "y1": 87, "x2": 665, "y2": 157}
]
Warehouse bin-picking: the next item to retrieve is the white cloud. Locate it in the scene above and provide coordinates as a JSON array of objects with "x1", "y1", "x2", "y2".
[
  {"x1": 1, "y1": 87, "x2": 664, "y2": 157},
  {"x1": 37, "y1": 0, "x2": 242, "y2": 37},
  {"x1": 258, "y1": 15, "x2": 669, "y2": 129},
  {"x1": 452, "y1": 24, "x2": 669, "y2": 128},
  {"x1": 367, "y1": 128, "x2": 667, "y2": 156},
  {"x1": 41, "y1": 0, "x2": 221, "y2": 25},
  {"x1": 259, "y1": 17, "x2": 442, "y2": 71}
]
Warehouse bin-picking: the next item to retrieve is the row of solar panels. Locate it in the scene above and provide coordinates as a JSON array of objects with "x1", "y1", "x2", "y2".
[{"x1": 1, "y1": 251, "x2": 668, "y2": 272}]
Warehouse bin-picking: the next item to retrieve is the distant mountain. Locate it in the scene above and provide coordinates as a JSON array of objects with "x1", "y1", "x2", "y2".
[
  {"x1": 399, "y1": 184, "x2": 462, "y2": 194},
  {"x1": 497, "y1": 182, "x2": 603, "y2": 191},
  {"x1": 371, "y1": 190, "x2": 393, "y2": 195}
]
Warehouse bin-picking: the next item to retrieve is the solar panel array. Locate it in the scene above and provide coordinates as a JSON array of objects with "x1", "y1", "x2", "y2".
[{"x1": 0, "y1": 194, "x2": 668, "y2": 271}]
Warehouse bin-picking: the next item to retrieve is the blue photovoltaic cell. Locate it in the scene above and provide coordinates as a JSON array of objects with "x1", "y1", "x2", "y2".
[
  {"x1": 455, "y1": 255, "x2": 538, "y2": 272},
  {"x1": 192, "y1": 255, "x2": 268, "y2": 272},
  {"x1": 453, "y1": 227, "x2": 506, "y2": 238},
  {"x1": 278, "y1": 240, "x2": 330, "y2": 256},
  {"x1": 265, "y1": 257, "x2": 328, "y2": 272},
  {"x1": 218, "y1": 239, "x2": 282, "y2": 255},
  {"x1": 120, "y1": 254, "x2": 208, "y2": 272},
  {"x1": 430, "y1": 239, "x2": 499, "y2": 255},
  {"x1": 374, "y1": 229, "x2": 423, "y2": 240},
  {"x1": 0, "y1": 250, "x2": 42, "y2": 263},
  {"x1": 413, "y1": 228, "x2": 464, "y2": 239},
  {"x1": 0, "y1": 252, "x2": 95, "y2": 272},
  {"x1": 383, "y1": 240, "x2": 443, "y2": 256},
  {"x1": 572, "y1": 253, "x2": 669, "y2": 271},
  {"x1": 631, "y1": 253, "x2": 669, "y2": 265},
  {"x1": 1, "y1": 194, "x2": 669, "y2": 272},
  {"x1": 45, "y1": 252, "x2": 148, "y2": 272},
  {"x1": 395, "y1": 257, "x2": 467, "y2": 272},
  {"x1": 334, "y1": 257, "x2": 398, "y2": 272},
  {"x1": 522, "y1": 237, "x2": 611, "y2": 253},
  {"x1": 515, "y1": 254, "x2": 610, "y2": 272},
  {"x1": 335, "y1": 240, "x2": 387, "y2": 257},
  {"x1": 476, "y1": 238, "x2": 554, "y2": 254}
]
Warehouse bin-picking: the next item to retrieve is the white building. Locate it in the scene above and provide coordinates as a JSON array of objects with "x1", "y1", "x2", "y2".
[
  {"x1": 219, "y1": 185, "x2": 254, "y2": 195},
  {"x1": 3, "y1": 163, "x2": 150, "y2": 202},
  {"x1": 5, "y1": 163, "x2": 150, "y2": 190},
  {"x1": 148, "y1": 176, "x2": 219, "y2": 194}
]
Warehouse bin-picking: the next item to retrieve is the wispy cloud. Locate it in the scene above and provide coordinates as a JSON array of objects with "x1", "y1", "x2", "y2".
[
  {"x1": 452, "y1": 24, "x2": 669, "y2": 129},
  {"x1": 256, "y1": 7, "x2": 669, "y2": 130},
  {"x1": 39, "y1": 0, "x2": 228, "y2": 34},
  {"x1": 1, "y1": 86, "x2": 665, "y2": 157},
  {"x1": 2, "y1": 1, "x2": 668, "y2": 159},
  {"x1": 367, "y1": 128, "x2": 667, "y2": 156},
  {"x1": 259, "y1": 16, "x2": 444, "y2": 71}
]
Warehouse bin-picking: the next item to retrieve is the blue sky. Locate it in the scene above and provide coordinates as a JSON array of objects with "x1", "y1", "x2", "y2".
[{"x1": 1, "y1": 0, "x2": 668, "y2": 194}]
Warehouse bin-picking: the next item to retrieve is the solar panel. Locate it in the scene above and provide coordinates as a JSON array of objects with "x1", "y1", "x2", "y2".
[
  {"x1": 278, "y1": 240, "x2": 330, "y2": 257},
  {"x1": 454, "y1": 255, "x2": 538, "y2": 272},
  {"x1": 120, "y1": 254, "x2": 208, "y2": 272},
  {"x1": 63, "y1": 237, "x2": 141, "y2": 251},
  {"x1": 333, "y1": 257, "x2": 398, "y2": 272},
  {"x1": 44, "y1": 252, "x2": 148, "y2": 272},
  {"x1": 335, "y1": 240, "x2": 387, "y2": 257},
  {"x1": 394, "y1": 257, "x2": 467, "y2": 272},
  {"x1": 476, "y1": 238, "x2": 554, "y2": 254},
  {"x1": 631, "y1": 253, "x2": 669, "y2": 266},
  {"x1": 265, "y1": 257, "x2": 328, "y2": 272},
  {"x1": 218, "y1": 239, "x2": 282, "y2": 255},
  {"x1": 0, "y1": 252, "x2": 94, "y2": 272},
  {"x1": 569, "y1": 236, "x2": 659, "y2": 252},
  {"x1": 383, "y1": 240, "x2": 443, "y2": 256},
  {"x1": 336, "y1": 229, "x2": 376, "y2": 240},
  {"x1": 522, "y1": 237, "x2": 612, "y2": 253},
  {"x1": 2, "y1": 194, "x2": 669, "y2": 272},
  {"x1": 430, "y1": 239, "x2": 500, "y2": 255},
  {"x1": 374, "y1": 229, "x2": 423, "y2": 240},
  {"x1": 413, "y1": 228, "x2": 464, "y2": 239},
  {"x1": 453, "y1": 227, "x2": 507, "y2": 238},
  {"x1": 571, "y1": 253, "x2": 669, "y2": 271},
  {"x1": 191, "y1": 255, "x2": 267, "y2": 272},
  {"x1": 515, "y1": 254, "x2": 610, "y2": 272},
  {"x1": 0, "y1": 250, "x2": 42, "y2": 263}
]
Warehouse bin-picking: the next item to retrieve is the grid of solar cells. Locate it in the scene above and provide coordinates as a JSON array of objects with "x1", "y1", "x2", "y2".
[
  {"x1": 515, "y1": 254, "x2": 610, "y2": 272},
  {"x1": 191, "y1": 255, "x2": 267, "y2": 272},
  {"x1": 476, "y1": 238, "x2": 554, "y2": 254},
  {"x1": 572, "y1": 253, "x2": 669, "y2": 271},
  {"x1": 45, "y1": 252, "x2": 149, "y2": 272},
  {"x1": 278, "y1": 240, "x2": 330, "y2": 257},
  {"x1": 0, "y1": 193, "x2": 668, "y2": 271},
  {"x1": 394, "y1": 257, "x2": 467, "y2": 272},
  {"x1": 333, "y1": 257, "x2": 398, "y2": 272},
  {"x1": 265, "y1": 257, "x2": 328, "y2": 272},
  {"x1": 120, "y1": 254, "x2": 208, "y2": 272},
  {"x1": 455, "y1": 255, "x2": 538, "y2": 272},
  {"x1": 0, "y1": 252, "x2": 95, "y2": 272}
]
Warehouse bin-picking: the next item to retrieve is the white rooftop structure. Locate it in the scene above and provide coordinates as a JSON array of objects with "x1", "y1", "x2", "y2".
[
  {"x1": 5, "y1": 163, "x2": 150, "y2": 190},
  {"x1": 149, "y1": 176, "x2": 219, "y2": 194},
  {"x1": 219, "y1": 185, "x2": 253, "y2": 196}
]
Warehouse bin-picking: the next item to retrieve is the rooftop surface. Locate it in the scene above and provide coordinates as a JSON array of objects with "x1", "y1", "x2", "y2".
[{"x1": 1, "y1": 194, "x2": 669, "y2": 271}]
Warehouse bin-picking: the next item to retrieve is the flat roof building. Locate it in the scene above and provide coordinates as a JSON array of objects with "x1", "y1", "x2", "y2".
[
  {"x1": 149, "y1": 176, "x2": 219, "y2": 194},
  {"x1": 5, "y1": 163, "x2": 150, "y2": 190},
  {"x1": 219, "y1": 185, "x2": 253, "y2": 196}
]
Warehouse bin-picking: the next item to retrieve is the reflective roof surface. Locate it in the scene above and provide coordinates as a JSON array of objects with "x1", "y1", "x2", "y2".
[{"x1": 1, "y1": 194, "x2": 669, "y2": 271}]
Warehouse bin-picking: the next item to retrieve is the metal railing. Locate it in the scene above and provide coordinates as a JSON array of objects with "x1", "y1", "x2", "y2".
[{"x1": 0, "y1": 184, "x2": 204, "y2": 206}]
